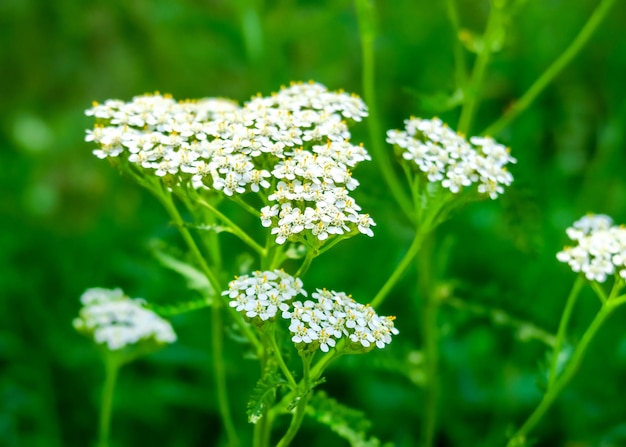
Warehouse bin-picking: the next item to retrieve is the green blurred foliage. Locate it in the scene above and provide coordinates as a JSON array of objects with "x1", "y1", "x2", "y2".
[{"x1": 1, "y1": 0, "x2": 626, "y2": 446}]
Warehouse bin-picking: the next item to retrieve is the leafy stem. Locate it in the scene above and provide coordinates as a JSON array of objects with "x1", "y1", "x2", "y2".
[
  {"x1": 419, "y1": 235, "x2": 439, "y2": 447},
  {"x1": 269, "y1": 331, "x2": 298, "y2": 389},
  {"x1": 482, "y1": 0, "x2": 617, "y2": 136},
  {"x1": 457, "y1": 0, "x2": 501, "y2": 135},
  {"x1": 269, "y1": 343, "x2": 343, "y2": 424},
  {"x1": 197, "y1": 197, "x2": 266, "y2": 256},
  {"x1": 506, "y1": 301, "x2": 617, "y2": 447},
  {"x1": 294, "y1": 250, "x2": 315, "y2": 278},
  {"x1": 96, "y1": 353, "x2": 122, "y2": 447},
  {"x1": 310, "y1": 340, "x2": 344, "y2": 381},
  {"x1": 444, "y1": 0, "x2": 468, "y2": 88},
  {"x1": 154, "y1": 184, "x2": 222, "y2": 292},
  {"x1": 547, "y1": 274, "x2": 585, "y2": 389},
  {"x1": 354, "y1": 0, "x2": 414, "y2": 220},
  {"x1": 590, "y1": 280, "x2": 608, "y2": 304},
  {"x1": 508, "y1": 276, "x2": 625, "y2": 446},
  {"x1": 275, "y1": 390, "x2": 309, "y2": 447},
  {"x1": 154, "y1": 183, "x2": 247, "y2": 447},
  {"x1": 275, "y1": 353, "x2": 314, "y2": 447},
  {"x1": 232, "y1": 194, "x2": 265, "y2": 217},
  {"x1": 370, "y1": 228, "x2": 428, "y2": 309}
]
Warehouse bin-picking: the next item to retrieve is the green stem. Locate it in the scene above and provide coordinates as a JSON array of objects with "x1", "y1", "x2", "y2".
[
  {"x1": 177, "y1": 192, "x2": 225, "y2": 281},
  {"x1": 97, "y1": 355, "x2": 121, "y2": 447},
  {"x1": 237, "y1": 0, "x2": 264, "y2": 66},
  {"x1": 421, "y1": 303, "x2": 439, "y2": 447},
  {"x1": 275, "y1": 392, "x2": 309, "y2": 447},
  {"x1": 610, "y1": 294, "x2": 626, "y2": 307},
  {"x1": 590, "y1": 280, "x2": 608, "y2": 303},
  {"x1": 354, "y1": 0, "x2": 413, "y2": 220},
  {"x1": 547, "y1": 275, "x2": 585, "y2": 389},
  {"x1": 444, "y1": 0, "x2": 467, "y2": 89},
  {"x1": 155, "y1": 187, "x2": 241, "y2": 447},
  {"x1": 156, "y1": 188, "x2": 222, "y2": 292},
  {"x1": 232, "y1": 195, "x2": 264, "y2": 217},
  {"x1": 418, "y1": 236, "x2": 438, "y2": 447},
  {"x1": 482, "y1": 0, "x2": 617, "y2": 136},
  {"x1": 253, "y1": 417, "x2": 265, "y2": 447},
  {"x1": 161, "y1": 188, "x2": 263, "y2": 354},
  {"x1": 457, "y1": 1, "x2": 500, "y2": 135},
  {"x1": 262, "y1": 237, "x2": 286, "y2": 271},
  {"x1": 370, "y1": 229, "x2": 427, "y2": 309},
  {"x1": 270, "y1": 346, "x2": 342, "y2": 423},
  {"x1": 316, "y1": 231, "x2": 355, "y2": 256},
  {"x1": 261, "y1": 236, "x2": 275, "y2": 271},
  {"x1": 270, "y1": 333, "x2": 298, "y2": 389},
  {"x1": 275, "y1": 354, "x2": 313, "y2": 447},
  {"x1": 253, "y1": 408, "x2": 273, "y2": 447},
  {"x1": 506, "y1": 303, "x2": 616, "y2": 447},
  {"x1": 198, "y1": 198, "x2": 266, "y2": 256},
  {"x1": 294, "y1": 251, "x2": 314, "y2": 278},
  {"x1": 212, "y1": 301, "x2": 240, "y2": 447},
  {"x1": 310, "y1": 344, "x2": 343, "y2": 381}
]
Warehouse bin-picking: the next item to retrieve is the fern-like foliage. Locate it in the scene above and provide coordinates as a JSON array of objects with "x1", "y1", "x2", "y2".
[
  {"x1": 247, "y1": 362, "x2": 286, "y2": 424},
  {"x1": 307, "y1": 391, "x2": 390, "y2": 447}
]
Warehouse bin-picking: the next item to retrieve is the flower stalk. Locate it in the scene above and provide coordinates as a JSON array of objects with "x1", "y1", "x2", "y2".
[
  {"x1": 355, "y1": 0, "x2": 414, "y2": 220},
  {"x1": 482, "y1": 0, "x2": 617, "y2": 137},
  {"x1": 506, "y1": 300, "x2": 618, "y2": 447},
  {"x1": 97, "y1": 355, "x2": 121, "y2": 447}
]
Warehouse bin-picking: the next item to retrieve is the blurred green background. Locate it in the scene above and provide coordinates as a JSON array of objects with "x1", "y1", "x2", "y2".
[{"x1": 2, "y1": 0, "x2": 626, "y2": 446}]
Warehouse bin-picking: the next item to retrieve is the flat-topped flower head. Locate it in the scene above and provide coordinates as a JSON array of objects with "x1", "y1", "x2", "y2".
[
  {"x1": 73, "y1": 288, "x2": 176, "y2": 351},
  {"x1": 86, "y1": 83, "x2": 375, "y2": 245},
  {"x1": 285, "y1": 288, "x2": 399, "y2": 353},
  {"x1": 557, "y1": 214, "x2": 626, "y2": 282},
  {"x1": 386, "y1": 117, "x2": 516, "y2": 200},
  {"x1": 222, "y1": 272, "x2": 399, "y2": 353},
  {"x1": 564, "y1": 214, "x2": 614, "y2": 241},
  {"x1": 222, "y1": 270, "x2": 307, "y2": 322}
]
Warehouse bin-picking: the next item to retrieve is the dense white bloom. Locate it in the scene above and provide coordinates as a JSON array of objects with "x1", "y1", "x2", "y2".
[
  {"x1": 86, "y1": 82, "x2": 375, "y2": 244},
  {"x1": 223, "y1": 272, "x2": 399, "y2": 352},
  {"x1": 387, "y1": 117, "x2": 516, "y2": 199},
  {"x1": 222, "y1": 270, "x2": 307, "y2": 321},
  {"x1": 73, "y1": 288, "x2": 176, "y2": 351},
  {"x1": 557, "y1": 214, "x2": 626, "y2": 282},
  {"x1": 286, "y1": 288, "x2": 399, "y2": 352},
  {"x1": 564, "y1": 214, "x2": 613, "y2": 241}
]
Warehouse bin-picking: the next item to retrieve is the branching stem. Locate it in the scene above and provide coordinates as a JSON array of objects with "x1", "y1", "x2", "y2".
[{"x1": 482, "y1": 0, "x2": 617, "y2": 136}]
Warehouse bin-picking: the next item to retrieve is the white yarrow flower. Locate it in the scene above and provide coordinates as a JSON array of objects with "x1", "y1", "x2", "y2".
[
  {"x1": 86, "y1": 83, "x2": 375, "y2": 245},
  {"x1": 557, "y1": 214, "x2": 626, "y2": 282},
  {"x1": 286, "y1": 288, "x2": 398, "y2": 352},
  {"x1": 73, "y1": 288, "x2": 176, "y2": 351},
  {"x1": 387, "y1": 117, "x2": 516, "y2": 199},
  {"x1": 223, "y1": 272, "x2": 398, "y2": 352}
]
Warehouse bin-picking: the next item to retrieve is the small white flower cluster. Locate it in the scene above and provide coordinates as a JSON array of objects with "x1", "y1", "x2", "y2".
[
  {"x1": 223, "y1": 270, "x2": 306, "y2": 321},
  {"x1": 285, "y1": 289, "x2": 399, "y2": 352},
  {"x1": 223, "y1": 271, "x2": 398, "y2": 352},
  {"x1": 259, "y1": 140, "x2": 375, "y2": 244},
  {"x1": 73, "y1": 287, "x2": 177, "y2": 351},
  {"x1": 386, "y1": 117, "x2": 516, "y2": 199},
  {"x1": 86, "y1": 82, "x2": 374, "y2": 244},
  {"x1": 557, "y1": 214, "x2": 626, "y2": 282}
]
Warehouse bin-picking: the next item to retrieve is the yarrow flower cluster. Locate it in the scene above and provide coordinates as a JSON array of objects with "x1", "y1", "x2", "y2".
[
  {"x1": 223, "y1": 271, "x2": 398, "y2": 352},
  {"x1": 557, "y1": 214, "x2": 626, "y2": 283},
  {"x1": 223, "y1": 270, "x2": 306, "y2": 321},
  {"x1": 73, "y1": 287, "x2": 177, "y2": 351},
  {"x1": 386, "y1": 117, "x2": 516, "y2": 199},
  {"x1": 85, "y1": 81, "x2": 375, "y2": 244}
]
